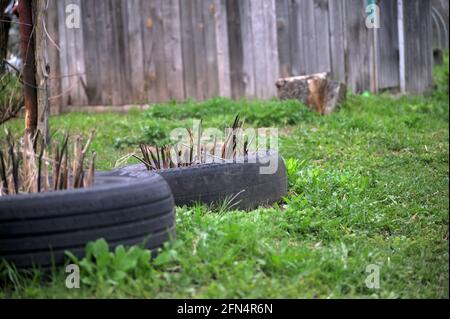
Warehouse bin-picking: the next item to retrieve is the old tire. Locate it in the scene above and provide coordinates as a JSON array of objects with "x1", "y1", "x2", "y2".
[
  {"x1": 108, "y1": 152, "x2": 288, "y2": 210},
  {"x1": 0, "y1": 174, "x2": 175, "y2": 269}
]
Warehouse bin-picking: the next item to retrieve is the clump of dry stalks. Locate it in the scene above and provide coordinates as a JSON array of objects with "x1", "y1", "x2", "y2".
[
  {"x1": 135, "y1": 115, "x2": 254, "y2": 170},
  {"x1": 0, "y1": 130, "x2": 96, "y2": 196}
]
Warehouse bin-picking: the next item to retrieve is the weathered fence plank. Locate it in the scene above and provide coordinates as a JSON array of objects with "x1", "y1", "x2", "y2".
[
  {"x1": 313, "y1": 0, "x2": 331, "y2": 73},
  {"x1": 301, "y1": 0, "x2": 317, "y2": 74},
  {"x1": 344, "y1": 0, "x2": 372, "y2": 93},
  {"x1": 126, "y1": 0, "x2": 145, "y2": 103},
  {"x1": 180, "y1": 0, "x2": 197, "y2": 100},
  {"x1": 193, "y1": 0, "x2": 208, "y2": 100},
  {"x1": 226, "y1": 0, "x2": 244, "y2": 99},
  {"x1": 276, "y1": 0, "x2": 292, "y2": 78},
  {"x1": 45, "y1": 0, "x2": 61, "y2": 114},
  {"x1": 96, "y1": 0, "x2": 113, "y2": 106},
  {"x1": 81, "y1": 0, "x2": 101, "y2": 105},
  {"x1": 162, "y1": 0, "x2": 184, "y2": 101},
  {"x1": 152, "y1": 0, "x2": 169, "y2": 102},
  {"x1": 203, "y1": 0, "x2": 219, "y2": 98},
  {"x1": 402, "y1": 0, "x2": 433, "y2": 93},
  {"x1": 214, "y1": 0, "x2": 231, "y2": 97},
  {"x1": 239, "y1": 0, "x2": 256, "y2": 97},
  {"x1": 72, "y1": 0, "x2": 87, "y2": 105},
  {"x1": 264, "y1": 0, "x2": 279, "y2": 98},
  {"x1": 251, "y1": 0, "x2": 268, "y2": 99},
  {"x1": 56, "y1": 0, "x2": 68, "y2": 109},
  {"x1": 376, "y1": 0, "x2": 399, "y2": 90},
  {"x1": 328, "y1": 0, "x2": 346, "y2": 82},
  {"x1": 141, "y1": 0, "x2": 157, "y2": 103}
]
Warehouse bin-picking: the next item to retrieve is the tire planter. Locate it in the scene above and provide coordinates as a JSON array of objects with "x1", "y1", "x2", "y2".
[
  {"x1": 107, "y1": 152, "x2": 288, "y2": 210},
  {"x1": 0, "y1": 174, "x2": 175, "y2": 269}
]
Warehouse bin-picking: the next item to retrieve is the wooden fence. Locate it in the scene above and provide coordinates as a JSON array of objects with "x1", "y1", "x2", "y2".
[{"x1": 44, "y1": 0, "x2": 434, "y2": 113}]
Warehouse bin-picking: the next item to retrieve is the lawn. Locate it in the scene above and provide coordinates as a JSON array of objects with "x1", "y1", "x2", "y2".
[{"x1": 0, "y1": 56, "x2": 448, "y2": 298}]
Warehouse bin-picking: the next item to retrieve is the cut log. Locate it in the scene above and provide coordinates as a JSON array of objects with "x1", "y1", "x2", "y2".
[{"x1": 275, "y1": 72, "x2": 346, "y2": 115}]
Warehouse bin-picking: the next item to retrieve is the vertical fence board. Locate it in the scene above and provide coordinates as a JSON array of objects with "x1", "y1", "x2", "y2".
[
  {"x1": 376, "y1": 0, "x2": 399, "y2": 90},
  {"x1": 290, "y1": 0, "x2": 306, "y2": 75},
  {"x1": 226, "y1": 0, "x2": 244, "y2": 99},
  {"x1": 126, "y1": 0, "x2": 145, "y2": 103},
  {"x1": 301, "y1": 0, "x2": 317, "y2": 74},
  {"x1": 276, "y1": 0, "x2": 292, "y2": 77},
  {"x1": 328, "y1": 0, "x2": 346, "y2": 82},
  {"x1": 314, "y1": 0, "x2": 331, "y2": 73},
  {"x1": 108, "y1": 0, "x2": 124, "y2": 105},
  {"x1": 72, "y1": 0, "x2": 87, "y2": 105},
  {"x1": 193, "y1": 0, "x2": 207, "y2": 100},
  {"x1": 328, "y1": 0, "x2": 346, "y2": 81},
  {"x1": 162, "y1": 0, "x2": 184, "y2": 100},
  {"x1": 180, "y1": 0, "x2": 197, "y2": 99},
  {"x1": 58, "y1": 0, "x2": 77, "y2": 105},
  {"x1": 214, "y1": 0, "x2": 231, "y2": 97},
  {"x1": 141, "y1": 0, "x2": 157, "y2": 103},
  {"x1": 96, "y1": 0, "x2": 113, "y2": 105},
  {"x1": 344, "y1": 0, "x2": 371, "y2": 93},
  {"x1": 46, "y1": 0, "x2": 61, "y2": 114},
  {"x1": 264, "y1": 0, "x2": 279, "y2": 98},
  {"x1": 203, "y1": 0, "x2": 219, "y2": 98},
  {"x1": 120, "y1": 0, "x2": 132, "y2": 103},
  {"x1": 81, "y1": 0, "x2": 101, "y2": 104},
  {"x1": 240, "y1": 0, "x2": 256, "y2": 97},
  {"x1": 250, "y1": 0, "x2": 268, "y2": 98},
  {"x1": 152, "y1": 0, "x2": 169, "y2": 102},
  {"x1": 403, "y1": 0, "x2": 433, "y2": 93}
]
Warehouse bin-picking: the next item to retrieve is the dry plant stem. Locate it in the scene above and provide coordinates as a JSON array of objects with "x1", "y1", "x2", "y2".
[
  {"x1": 139, "y1": 145, "x2": 151, "y2": 170},
  {"x1": 22, "y1": 133, "x2": 38, "y2": 193},
  {"x1": 37, "y1": 140, "x2": 44, "y2": 192},
  {"x1": 0, "y1": 150, "x2": 8, "y2": 195},
  {"x1": 72, "y1": 134, "x2": 83, "y2": 188},
  {"x1": 197, "y1": 120, "x2": 202, "y2": 163},
  {"x1": 51, "y1": 141, "x2": 59, "y2": 190},
  {"x1": 59, "y1": 152, "x2": 68, "y2": 190},
  {"x1": 212, "y1": 134, "x2": 217, "y2": 162},
  {"x1": 149, "y1": 148, "x2": 159, "y2": 169},
  {"x1": 132, "y1": 154, "x2": 153, "y2": 170},
  {"x1": 7, "y1": 132, "x2": 19, "y2": 194},
  {"x1": 42, "y1": 149, "x2": 49, "y2": 192},
  {"x1": 84, "y1": 151, "x2": 96, "y2": 187}
]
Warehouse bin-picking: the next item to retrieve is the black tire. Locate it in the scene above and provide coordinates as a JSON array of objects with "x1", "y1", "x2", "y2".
[
  {"x1": 0, "y1": 174, "x2": 175, "y2": 269},
  {"x1": 108, "y1": 152, "x2": 288, "y2": 210}
]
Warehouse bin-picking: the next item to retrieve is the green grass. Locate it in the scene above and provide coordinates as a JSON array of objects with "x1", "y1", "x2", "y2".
[{"x1": 0, "y1": 55, "x2": 448, "y2": 298}]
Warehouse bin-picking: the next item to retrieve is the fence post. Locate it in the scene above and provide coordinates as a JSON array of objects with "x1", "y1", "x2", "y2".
[
  {"x1": 33, "y1": 0, "x2": 50, "y2": 143},
  {"x1": 397, "y1": 0, "x2": 406, "y2": 93}
]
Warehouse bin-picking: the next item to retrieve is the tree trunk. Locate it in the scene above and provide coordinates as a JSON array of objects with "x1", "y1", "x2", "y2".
[
  {"x1": 18, "y1": 0, "x2": 38, "y2": 135},
  {"x1": 276, "y1": 73, "x2": 347, "y2": 115},
  {"x1": 0, "y1": 0, "x2": 11, "y2": 74}
]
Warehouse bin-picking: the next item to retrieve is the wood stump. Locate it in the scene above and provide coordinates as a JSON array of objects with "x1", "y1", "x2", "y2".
[{"x1": 276, "y1": 73, "x2": 346, "y2": 115}]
